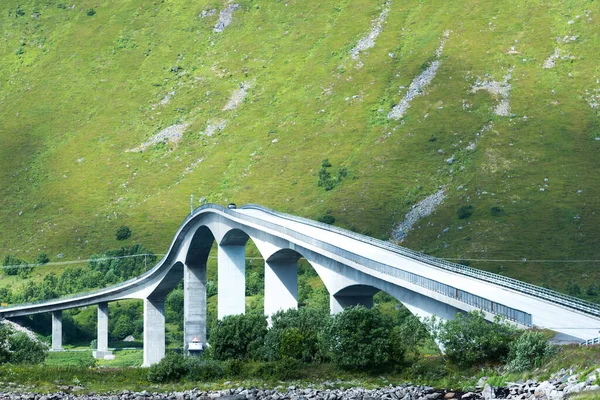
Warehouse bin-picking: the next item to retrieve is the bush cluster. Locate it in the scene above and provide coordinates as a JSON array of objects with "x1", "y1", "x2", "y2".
[
  {"x1": 0, "y1": 324, "x2": 48, "y2": 365},
  {"x1": 207, "y1": 306, "x2": 408, "y2": 371}
]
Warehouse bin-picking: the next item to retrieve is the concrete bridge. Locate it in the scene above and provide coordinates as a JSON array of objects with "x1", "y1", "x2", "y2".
[{"x1": 2, "y1": 204, "x2": 600, "y2": 366}]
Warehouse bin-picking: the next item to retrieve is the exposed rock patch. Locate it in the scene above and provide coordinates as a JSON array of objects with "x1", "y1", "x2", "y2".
[
  {"x1": 201, "y1": 119, "x2": 227, "y2": 137},
  {"x1": 350, "y1": 1, "x2": 391, "y2": 61},
  {"x1": 388, "y1": 31, "x2": 450, "y2": 120},
  {"x1": 214, "y1": 3, "x2": 241, "y2": 33},
  {"x1": 223, "y1": 81, "x2": 254, "y2": 111},
  {"x1": 471, "y1": 68, "x2": 513, "y2": 116},
  {"x1": 392, "y1": 189, "x2": 447, "y2": 242},
  {"x1": 126, "y1": 123, "x2": 190, "y2": 153}
]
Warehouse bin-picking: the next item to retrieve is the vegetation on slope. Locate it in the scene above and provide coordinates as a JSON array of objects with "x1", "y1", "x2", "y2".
[{"x1": 1, "y1": 1, "x2": 600, "y2": 294}]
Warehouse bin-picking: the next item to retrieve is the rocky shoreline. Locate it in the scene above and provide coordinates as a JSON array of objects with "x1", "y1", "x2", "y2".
[{"x1": 1, "y1": 370, "x2": 599, "y2": 400}]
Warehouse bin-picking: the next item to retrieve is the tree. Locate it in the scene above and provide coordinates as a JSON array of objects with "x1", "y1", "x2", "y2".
[
  {"x1": 506, "y1": 330, "x2": 555, "y2": 372},
  {"x1": 433, "y1": 311, "x2": 517, "y2": 366},
  {"x1": 321, "y1": 306, "x2": 405, "y2": 370},
  {"x1": 7, "y1": 333, "x2": 48, "y2": 364},
  {"x1": 264, "y1": 307, "x2": 329, "y2": 362},
  {"x1": 211, "y1": 313, "x2": 267, "y2": 360}
]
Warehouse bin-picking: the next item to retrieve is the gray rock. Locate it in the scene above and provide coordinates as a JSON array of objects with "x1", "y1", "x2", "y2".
[{"x1": 482, "y1": 385, "x2": 494, "y2": 400}]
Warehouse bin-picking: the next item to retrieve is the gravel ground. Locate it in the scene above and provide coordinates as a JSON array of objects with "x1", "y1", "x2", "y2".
[
  {"x1": 388, "y1": 31, "x2": 450, "y2": 120},
  {"x1": 350, "y1": 1, "x2": 391, "y2": 60},
  {"x1": 126, "y1": 123, "x2": 190, "y2": 152},
  {"x1": 214, "y1": 3, "x2": 241, "y2": 33},
  {"x1": 392, "y1": 189, "x2": 447, "y2": 242}
]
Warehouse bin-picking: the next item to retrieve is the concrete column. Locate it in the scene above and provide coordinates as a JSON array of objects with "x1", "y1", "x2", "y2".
[
  {"x1": 143, "y1": 297, "x2": 165, "y2": 366},
  {"x1": 51, "y1": 310, "x2": 62, "y2": 351},
  {"x1": 330, "y1": 294, "x2": 374, "y2": 314},
  {"x1": 94, "y1": 302, "x2": 112, "y2": 358},
  {"x1": 264, "y1": 260, "x2": 298, "y2": 318},
  {"x1": 217, "y1": 245, "x2": 246, "y2": 319},
  {"x1": 184, "y1": 263, "x2": 207, "y2": 353}
]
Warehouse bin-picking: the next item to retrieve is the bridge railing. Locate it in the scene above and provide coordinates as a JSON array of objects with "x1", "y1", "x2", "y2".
[
  {"x1": 232, "y1": 205, "x2": 531, "y2": 326},
  {"x1": 240, "y1": 204, "x2": 600, "y2": 319}
]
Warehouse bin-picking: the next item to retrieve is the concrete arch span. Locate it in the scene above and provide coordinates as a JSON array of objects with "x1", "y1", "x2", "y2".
[{"x1": 4, "y1": 204, "x2": 600, "y2": 366}]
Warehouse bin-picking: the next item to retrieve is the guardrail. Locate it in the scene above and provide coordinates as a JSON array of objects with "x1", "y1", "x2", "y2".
[
  {"x1": 582, "y1": 337, "x2": 600, "y2": 346},
  {"x1": 240, "y1": 204, "x2": 600, "y2": 319},
  {"x1": 2, "y1": 203, "x2": 595, "y2": 327},
  {"x1": 231, "y1": 205, "x2": 531, "y2": 326}
]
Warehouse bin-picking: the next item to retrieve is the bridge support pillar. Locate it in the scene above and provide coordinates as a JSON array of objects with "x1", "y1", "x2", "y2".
[
  {"x1": 51, "y1": 310, "x2": 63, "y2": 351},
  {"x1": 330, "y1": 294, "x2": 374, "y2": 314},
  {"x1": 93, "y1": 302, "x2": 112, "y2": 359},
  {"x1": 184, "y1": 263, "x2": 207, "y2": 354},
  {"x1": 143, "y1": 297, "x2": 165, "y2": 366},
  {"x1": 264, "y1": 259, "x2": 298, "y2": 318},
  {"x1": 218, "y1": 245, "x2": 246, "y2": 319}
]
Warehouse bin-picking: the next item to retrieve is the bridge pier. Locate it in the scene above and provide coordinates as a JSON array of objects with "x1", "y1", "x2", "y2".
[
  {"x1": 51, "y1": 310, "x2": 63, "y2": 351},
  {"x1": 264, "y1": 258, "x2": 298, "y2": 318},
  {"x1": 93, "y1": 302, "x2": 112, "y2": 358},
  {"x1": 217, "y1": 244, "x2": 246, "y2": 319},
  {"x1": 184, "y1": 262, "x2": 207, "y2": 354},
  {"x1": 143, "y1": 297, "x2": 165, "y2": 367}
]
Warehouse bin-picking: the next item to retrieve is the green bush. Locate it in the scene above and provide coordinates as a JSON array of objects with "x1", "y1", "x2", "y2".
[
  {"x1": 490, "y1": 206, "x2": 504, "y2": 216},
  {"x1": 86, "y1": 8, "x2": 96, "y2": 16},
  {"x1": 184, "y1": 359, "x2": 225, "y2": 380},
  {"x1": 434, "y1": 311, "x2": 517, "y2": 366},
  {"x1": 317, "y1": 215, "x2": 335, "y2": 225},
  {"x1": 457, "y1": 205, "x2": 474, "y2": 219},
  {"x1": 506, "y1": 330, "x2": 555, "y2": 372},
  {"x1": 321, "y1": 306, "x2": 405, "y2": 370},
  {"x1": 8, "y1": 333, "x2": 48, "y2": 364},
  {"x1": 147, "y1": 352, "x2": 186, "y2": 382},
  {"x1": 211, "y1": 313, "x2": 267, "y2": 360},
  {"x1": 115, "y1": 226, "x2": 132, "y2": 241},
  {"x1": 0, "y1": 325, "x2": 48, "y2": 365},
  {"x1": 264, "y1": 308, "x2": 329, "y2": 362}
]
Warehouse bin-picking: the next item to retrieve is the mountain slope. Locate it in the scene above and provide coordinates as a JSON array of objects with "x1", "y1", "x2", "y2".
[{"x1": 1, "y1": 0, "x2": 600, "y2": 295}]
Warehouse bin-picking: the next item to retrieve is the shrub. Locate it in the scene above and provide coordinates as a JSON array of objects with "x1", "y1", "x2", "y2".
[
  {"x1": 147, "y1": 352, "x2": 186, "y2": 382},
  {"x1": 321, "y1": 306, "x2": 405, "y2": 370},
  {"x1": 211, "y1": 313, "x2": 267, "y2": 360},
  {"x1": 457, "y1": 205, "x2": 474, "y2": 219},
  {"x1": 86, "y1": 8, "x2": 96, "y2": 16},
  {"x1": 184, "y1": 359, "x2": 225, "y2": 381},
  {"x1": 317, "y1": 215, "x2": 335, "y2": 225},
  {"x1": 36, "y1": 253, "x2": 50, "y2": 265},
  {"x1": 264, "y1": 308, "x2": 329, "y2": 362},
  {"x1": 434, "y1": 311, "x2": 517, "y2": 367},
  {"x1": 115, "y1": 226, "x2": 132, "y2": 241},
  {"x1": 7, "y1": 333, "x2": 48, "y2": 364},
  {"x1": 506, "y1": 330, "x2": 556, "y2": 372},
  {"x1": 490, "y1": 206, "x2": 504, "y2": 216}
]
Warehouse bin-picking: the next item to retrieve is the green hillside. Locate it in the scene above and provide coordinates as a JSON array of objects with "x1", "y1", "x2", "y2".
[{"x1": 1, "y1": 0, "x2": 600, "y2": 295}]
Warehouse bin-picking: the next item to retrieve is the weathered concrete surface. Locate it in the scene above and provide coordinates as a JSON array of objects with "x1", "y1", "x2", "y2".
[
  {"x1": 218, "y1": 244, "x2": 246, "y2": 319},
  {"x1": 143, "y1": 297, "x2": 165, "y2": 367},
  {"x1": 93, "y1": 302, "x2": 112, "y2": 359},
  {"x1": 184, "y1": 262, "x2": 207, "y2": 352},
  {"x1": 51, "y1": 310, "x2": 62, "y2": 351}
]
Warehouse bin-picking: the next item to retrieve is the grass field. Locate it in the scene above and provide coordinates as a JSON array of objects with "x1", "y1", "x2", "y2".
[{"x1": 1, "y1": 0, "x2": 600, "y2": 297}]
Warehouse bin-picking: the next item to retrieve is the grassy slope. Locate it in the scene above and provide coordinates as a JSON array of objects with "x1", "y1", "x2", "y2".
[{"x1": 0, "y1": 0, "x2": 600, "y2": 294}]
